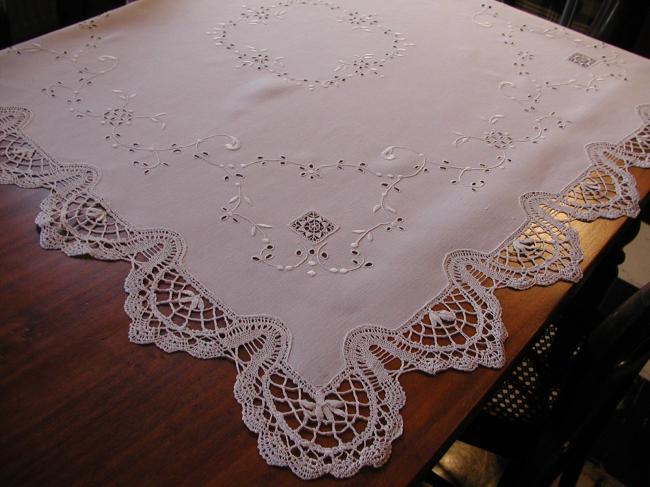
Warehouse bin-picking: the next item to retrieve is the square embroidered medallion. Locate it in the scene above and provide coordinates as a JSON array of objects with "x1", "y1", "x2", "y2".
[{"x1": 289, "y1": 210, "x2": 338, "y2": 244}]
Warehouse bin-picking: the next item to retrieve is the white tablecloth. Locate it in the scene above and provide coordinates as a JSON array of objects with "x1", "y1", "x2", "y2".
[{"x1": 1, "y1": 0, "x2": 649, "y2": 478}]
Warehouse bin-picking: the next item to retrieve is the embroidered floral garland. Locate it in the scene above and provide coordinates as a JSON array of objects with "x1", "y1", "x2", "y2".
[
  {"x1": 208, "y1": 0, "x2": 414, "y2": 90},
  {"x1": 2, "y1": 1, "x2": 650, "y2": 480},
  {"x1": 8, "y1": 1, "x2": 621, "y2": 279},
  {"x1": 2, "y1": 103, "x2": 648, "y2": 478}
]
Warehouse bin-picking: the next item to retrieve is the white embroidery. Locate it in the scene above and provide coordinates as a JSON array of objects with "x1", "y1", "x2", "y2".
[
  {"x1": 9, "y1": 33, "x2": 424, "y2": 279},
  {"x1": 210, "y1": 150, "x2": 427, "y2": 277},
  {"x1": 21, "y1": 43, "x2": 240, "y2": 174},
  {"x1": 209, "y1": 0, "x2": 414, "y2": 90},
  {"x1": 567, "y1": 52, "x2": 597, "y2": 68},
  {"x1": 473, "y1": 2, "x2": 627, "y2": 109},
  {"x1": 2, "y1": 104, "x2": 648, "y2": 479},
  {"x1": 442, "y1": 112, "x2": 571, "y2": 188},
  {"x1": 290, "y1": 210, "x2": 338, "y2": 243},
  {"x1": 2, "y1": 6, "x2": 649, "y2": 479}
]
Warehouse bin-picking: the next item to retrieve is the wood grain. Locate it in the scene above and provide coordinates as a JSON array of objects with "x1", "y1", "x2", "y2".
[{"x1": 1, "y1": 167, "x2": 648, "y2": 487}]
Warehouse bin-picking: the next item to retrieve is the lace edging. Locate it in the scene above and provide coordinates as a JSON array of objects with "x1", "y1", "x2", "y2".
[{"x1": 1, "y1": 105, "x2": 649, "y2": 479}]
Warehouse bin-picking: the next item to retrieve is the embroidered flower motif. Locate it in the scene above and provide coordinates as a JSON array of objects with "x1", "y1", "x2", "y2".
[
  {"x1": 219, "y1": 209, "x2": 239, "y2": 223},
  {"x1": 342, "y1": 11, "x2": 379, "y2": 30},
  {"x1": 349, "y1": 54, "x2": 381, "y2": 76},
  {"x1": 484, "y1": 130, "x2": 514, "y2": 149},
  {"x1": 299, "y1": 163, "x2": 321, "y2": 179},
  {"x1": 513, "y1": 50, "x2": 534, "y2": 67},
  {"x1": 210, "y1": 1, "x2": 414, "y2": 90},
  {"x1": 567, "y1": 52, "x2": 597, "y2": 69},
  {"x1": 103, "y1": 107, "x2": 133, "y2": 126},
  {"x1": 79, "y1": 19, "x2": 98, "y2": 31},
  {"x1": 300, "y1": 394, "x2": 347, "y2": 422},
  {"x1": 3, "y1": 5, "x2": 647, "y2": 476},
  {"x1": 249, "y1": 50, "x2": 271, "y2": 70},
  {"x1": 241, "y1": 5, "x2": 281, "y2": 24},
  {"x1": 290, "y1": 210, "x2": 337, "y2": 243}
]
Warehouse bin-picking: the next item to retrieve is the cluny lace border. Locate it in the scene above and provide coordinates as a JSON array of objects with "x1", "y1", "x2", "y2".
[{"x1": 1, "y1": 105, "x2": 649, "y2": 478}]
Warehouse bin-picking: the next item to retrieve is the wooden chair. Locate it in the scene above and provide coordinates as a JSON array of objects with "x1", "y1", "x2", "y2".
[{"x1": 450, "y1": 282, "x2": 650, "y2": 487}]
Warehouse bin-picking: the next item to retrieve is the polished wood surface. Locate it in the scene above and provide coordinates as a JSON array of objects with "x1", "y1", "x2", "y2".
[{"x1": 1, "y1": 167, "x2": 649, "y2": 487}]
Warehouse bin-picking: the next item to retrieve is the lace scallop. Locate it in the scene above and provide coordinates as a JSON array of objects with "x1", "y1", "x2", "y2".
[{"x1": 1, "y1": 104, "x2": 648, "y2": 479}]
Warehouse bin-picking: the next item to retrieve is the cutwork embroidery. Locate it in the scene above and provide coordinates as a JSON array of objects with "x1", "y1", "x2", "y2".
[
  {"x1": 290, "y1": 210, "x2": 338, "y2": 243},
  {"x1": 14, "y1": 42, "x2": 240, "y2": 174},
  {"x1": 2, "y1": 104, "x2": 649, "y2": 479},
  {"x1": 208, "y1": 0, "x2": 414, "y2": 90},
  {"x1": 443, "y1": 112, "x2": 571, "y2": 188},
  {"x1": 473, "y1": 2, "x2": 628, "y2": 110},
  {"x1": 567, "y1": 52, "x2": 597, "y2": 68},
  {"x1": 1, "y1": 2, "x2": 650, "y2": 480},
  {"x1": 213, "y1": 151, "x2": 422, "y2": 277},
  {"x1": 10, "y1": 28, "x2": 424, "y2": 278}
]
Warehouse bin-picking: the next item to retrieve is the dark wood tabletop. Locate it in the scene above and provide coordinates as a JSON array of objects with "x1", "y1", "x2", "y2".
[{"x1": 1, "y1": 166, "x2": 649, "y2": 487}]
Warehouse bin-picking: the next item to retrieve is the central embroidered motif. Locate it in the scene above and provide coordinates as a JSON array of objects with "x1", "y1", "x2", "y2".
[
  {"x1": 567, "y1": 52, "x2": 597, "y2": 68},
  {"x1": 208, "y1": 0, "x2": 413, "y2": 90},
  {"x1": 289, "y1": 210, "x2": 337, "y2": 243}
]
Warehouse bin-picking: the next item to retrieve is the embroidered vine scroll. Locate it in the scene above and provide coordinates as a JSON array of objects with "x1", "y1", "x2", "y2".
[{"x1": 1, "y1": 0, "x2": 649, "y2": 479}]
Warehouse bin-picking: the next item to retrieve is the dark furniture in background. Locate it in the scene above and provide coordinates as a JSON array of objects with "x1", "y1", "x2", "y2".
[
  {"x1": 455, "y1": 282, "x2": 650, "y2": 487},
  {"x1": 0, "y1": 1, "x2": 649, "y2": 486},
  {"x1": 2, "y1": 169, "x2": 648, "y2": 487},
  {"x1": 501, "y1": 0, "x2": 650, "y2": 57},
  {"x1": 1, "y1": 1, "x2": 649, "y2": 56},
  {"x1": 0, "y1": 0, "x2": 126, "y2": 48},
  {"x1": 421, "y1": 207, "x2": 650, "y2": 487}
]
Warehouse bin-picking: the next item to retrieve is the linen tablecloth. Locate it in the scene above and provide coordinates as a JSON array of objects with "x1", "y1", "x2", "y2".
[{"x1": 1, "y1": 0, "x2": 649, "y2": 479}]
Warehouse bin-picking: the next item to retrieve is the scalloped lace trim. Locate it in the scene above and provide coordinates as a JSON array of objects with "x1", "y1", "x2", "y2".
[{"x1": 1, "y1": 105, "x2": 649, "y2": 479}]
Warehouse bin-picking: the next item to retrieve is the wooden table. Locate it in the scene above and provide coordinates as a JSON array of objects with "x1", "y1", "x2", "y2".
[{"x1": 1, "y1": 167, "x2": 649, "y2": 487}]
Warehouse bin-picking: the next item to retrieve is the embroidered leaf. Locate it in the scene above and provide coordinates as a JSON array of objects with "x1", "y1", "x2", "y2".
[
  {"x1": 381, "y1": 146, "x2": 397, "y2": 160},
  {"x1": 372, "y1": 204, "x2": 381, "y2": 213},
  {"x1": 251, "y1": 226, "x2": 257, "y2": 236},
  {"x1": 225, "y1": 136, "x2": 241, "y2": 150},
  {"x1": 228, "y1": 195, "x2": 239, "y2": 203},
  {"x1": 489, "y1": 114, "x2": 505, "y2": 124}
]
